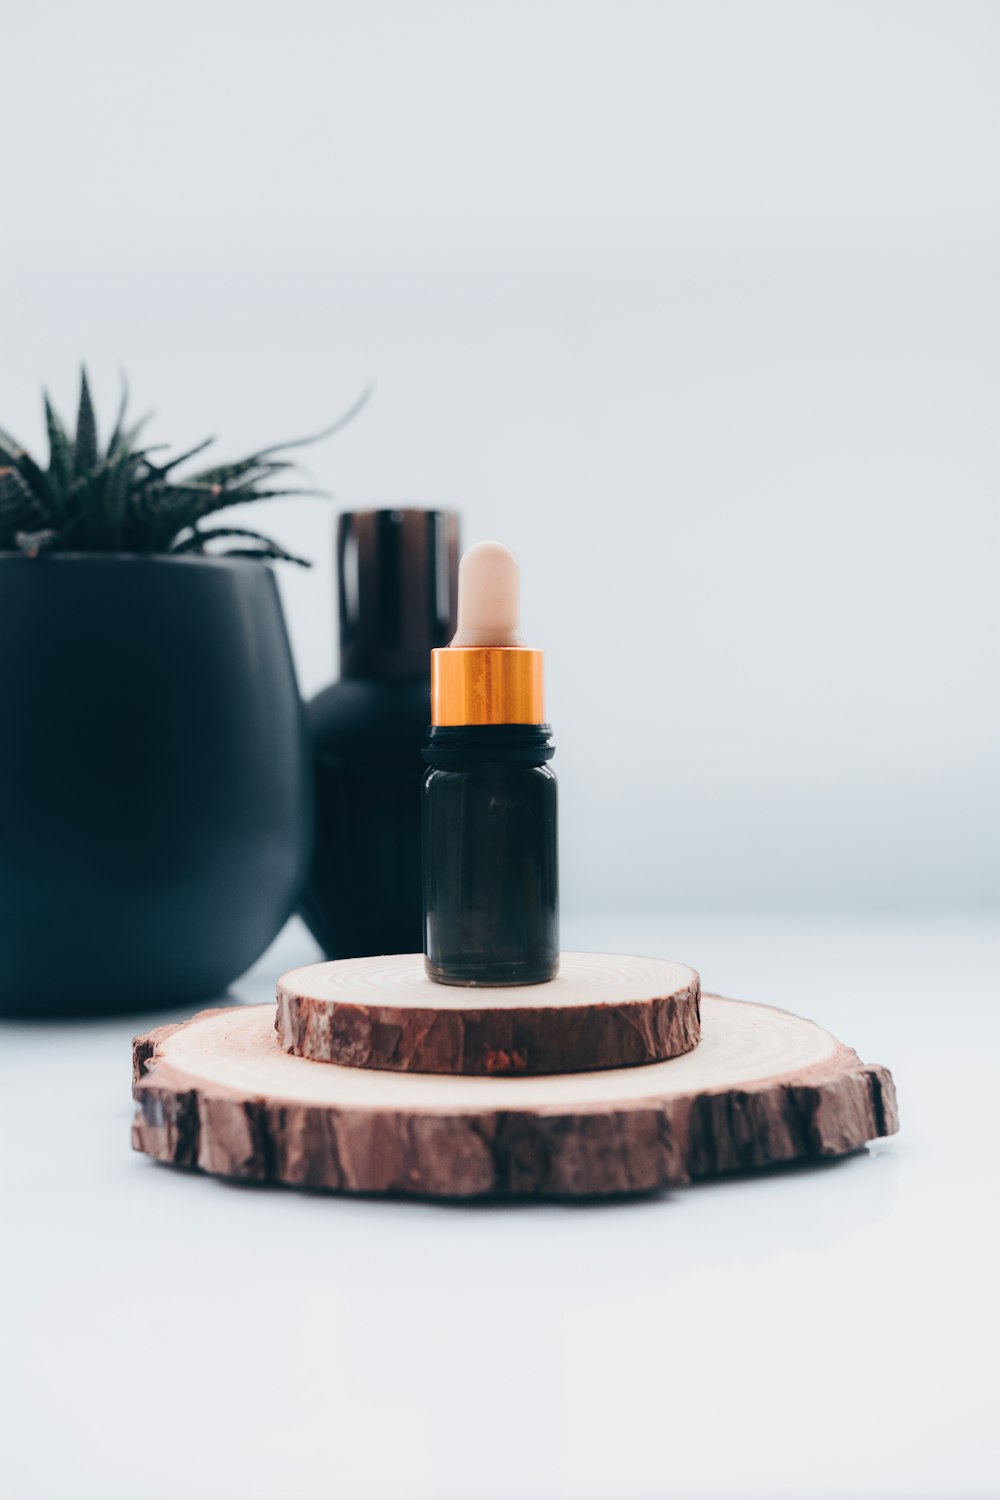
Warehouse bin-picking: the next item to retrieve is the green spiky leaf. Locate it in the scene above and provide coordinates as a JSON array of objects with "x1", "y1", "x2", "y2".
[
  {"x1": 44, "y1": 395, "x2": 73, "y2": 506},
  {"x1": 74, "y1": 368, "x2": 99, "y2": 476},
  {"x1": 11, "y1": 450, "x2": 53, "y2": 510},
  {"x1": 170, "y1": 525, "x2": 310, "y2": 566},
  {"x1": 2, "y1": 372, "x2": 366, "y2": 561},
  {"x1": 0, "y1": 426, "x2": 27, "y2": 466},
  {"x1": 0, "y1": 464, "x2": 35, "y2": 514},
  {"x1": 105, "y1": 373, "x2": 130, "y2": 459},
  {"x1": 0, "y1": 466, "x2": 48, "y2": 549},
  {"x1": 148, "y1": 436, "x2": 216, "y2": 477}
]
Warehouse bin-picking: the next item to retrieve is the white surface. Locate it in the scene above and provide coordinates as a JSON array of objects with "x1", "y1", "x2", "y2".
[
  {"x1": 2, "y1": 3, "x2": 998, "y2": 913},
  {"x1": 2, "y1": 912, "x2": 997, "y2": 1500}
]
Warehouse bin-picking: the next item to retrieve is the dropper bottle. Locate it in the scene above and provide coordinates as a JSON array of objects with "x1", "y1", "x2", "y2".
[{"x1": 422, "y1": 541, "x2": 559, "y2": 985}]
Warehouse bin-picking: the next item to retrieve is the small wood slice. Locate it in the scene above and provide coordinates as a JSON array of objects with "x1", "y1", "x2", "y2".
[
  {"x1": 276, "y1": 952, "x2": 701, "y2": 1075},
  {"x1": 132, "y1": 994, "x2": 898, "y2": 1198}
]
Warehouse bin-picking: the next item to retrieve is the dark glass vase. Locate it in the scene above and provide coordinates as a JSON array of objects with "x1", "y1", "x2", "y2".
[
  {"x1": 299, "y1": 508, "x2": 459, "y2": 959},
  {"x1": 301, "y1": 676, "x2": 432, "y2": 957},
  {"x1": 0, "y1": 553, "x2": 312, "y2": 1016}
]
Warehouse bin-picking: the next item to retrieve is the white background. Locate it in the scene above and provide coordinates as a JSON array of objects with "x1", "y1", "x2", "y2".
[
  {"x1": 2, "y1": 0, "x2": 997, "y2": 914},
  {"x1": 1, "y1": 6, "x2": 998, "y2": 1499}
]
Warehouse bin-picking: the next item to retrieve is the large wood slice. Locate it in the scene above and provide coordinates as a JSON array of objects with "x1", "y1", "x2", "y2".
[
  {"x1": 276, "y1": 952, "x2": 701, "y2": 1075},
  {"x1": 132, "y1": 995, "x2": 898, "y2": 1198}
]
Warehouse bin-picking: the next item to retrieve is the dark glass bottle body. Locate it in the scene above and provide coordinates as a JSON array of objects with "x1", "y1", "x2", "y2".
[
  {"x1": 301, "y1": 677, "x2": 430, "y2": 958},
  {"x1": 422, "y1": 725, "x2": 558, "y2": 985},
  {"x1": 299, "y1": 508, "x2": 459, "y2": 958}
]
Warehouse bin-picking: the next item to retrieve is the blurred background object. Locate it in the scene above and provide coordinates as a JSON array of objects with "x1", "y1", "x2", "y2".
[
  {"x1": 2, "y1": 0, "x2": 996, "y2": 928},
  {"x1": 0, "y1": 373, "x2": 365, "y2": 1012},
  {"x1": 302, "y1": 508, "x2": 459, "y2": 958},
  {"x1": 0, "y1": 550, "x2": 311, "y2": 1013}
]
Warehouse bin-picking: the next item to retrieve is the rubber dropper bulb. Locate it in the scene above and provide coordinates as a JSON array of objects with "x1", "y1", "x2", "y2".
[{"x1": 449, "y1": 541, "x2": 526, "y2": 648}]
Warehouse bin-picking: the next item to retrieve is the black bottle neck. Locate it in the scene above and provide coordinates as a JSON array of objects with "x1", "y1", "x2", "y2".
[
  {"x1": 423, "y1": 723, "x2": 555, "y2": 767},
  {"x1": 337, "y1": 509, "x2": 458, "y2": 679}
]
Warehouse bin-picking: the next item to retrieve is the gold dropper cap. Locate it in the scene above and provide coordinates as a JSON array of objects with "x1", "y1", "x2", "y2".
[{"x1": 430, "y1": 541, "x2": 545, "y2": 726}]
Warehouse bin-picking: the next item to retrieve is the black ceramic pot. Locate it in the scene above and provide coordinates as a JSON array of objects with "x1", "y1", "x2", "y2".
[{"x1": 0, "y1": 554, "x2": 312, "y2": 1015}]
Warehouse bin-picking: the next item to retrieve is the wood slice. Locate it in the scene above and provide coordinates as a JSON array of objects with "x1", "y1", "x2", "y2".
[
  {"x1": 276, "y1": 952, "x2": 701, "y2": 1075},
  {"x1": 132, "y1": 994, "x2": 898, "y2": 1198}
]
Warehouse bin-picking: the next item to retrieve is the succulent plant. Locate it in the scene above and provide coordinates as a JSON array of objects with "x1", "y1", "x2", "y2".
[{"x1": 0, "y1": 369, "x2": 367, "y2": 563}]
